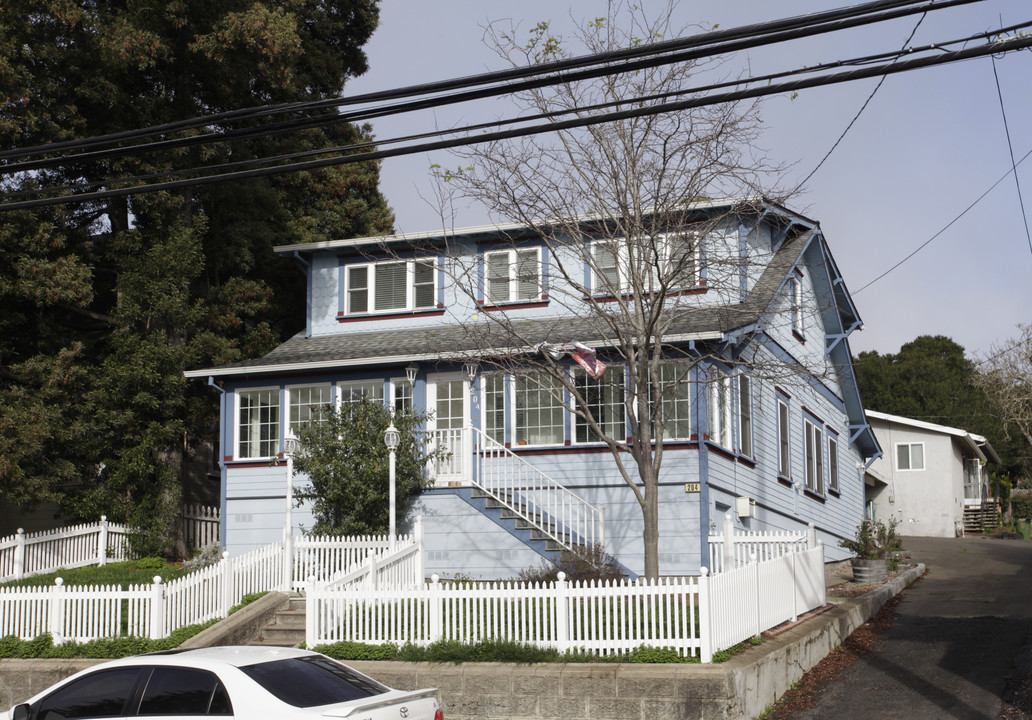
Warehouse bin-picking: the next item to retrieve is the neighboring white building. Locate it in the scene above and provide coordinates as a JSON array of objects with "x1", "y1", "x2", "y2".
[{"x1": 865, "y1": 410, "x2": 999, "y2": 537}]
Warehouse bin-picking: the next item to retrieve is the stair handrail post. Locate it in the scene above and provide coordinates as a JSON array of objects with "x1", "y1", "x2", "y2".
[
  {"x1": 149, "y1": 576, "x2": 165, "y2": 640},
  {"x1": 599, "y1": 505, "x2": 606, "y2": 547}
]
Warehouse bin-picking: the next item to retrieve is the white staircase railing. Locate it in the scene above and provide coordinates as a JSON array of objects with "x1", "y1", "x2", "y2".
[{"x1": 469, "y1": 427, "x2": 605, "y2": 553}]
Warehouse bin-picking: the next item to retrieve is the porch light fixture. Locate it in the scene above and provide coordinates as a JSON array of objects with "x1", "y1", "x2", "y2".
[
  {"x1": 384, "y1": 421, "x2": 401, "y2": 545},
  {"x1": 405, "y1": 364, "x2": 418, "y2": 385},
  {"x1": 464, "y1": 361, "x2": 478, "y2": 383}
]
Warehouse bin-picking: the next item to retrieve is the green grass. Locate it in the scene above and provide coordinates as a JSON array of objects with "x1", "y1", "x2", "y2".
[{"x1": 0, "y1": 558, "x2": 192, "y2": 589}]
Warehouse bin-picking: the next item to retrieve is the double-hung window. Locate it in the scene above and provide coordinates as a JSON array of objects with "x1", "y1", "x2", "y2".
[
  {"x1": 514, "y1": 372, "x2": 564, "y2": 446},
  {"x1": 708, "y1": 369, "x2": 732, "y2": 448},
  {"x1": 345, "y1": 258, "x2": 436, "y2": 315},
  {"x1": 804, "y1": 418, "x2": 824, "y2": 493},
  {"x1": 287, "y1": 384, "x2": 331, "y2": 437},
  {"x1": 828, "y1": 435, "x2": 839, "y2": 492},
  {"x1": 592, "y1": 241, "x2": 622, "y2": 294},
  {"x1": 896, "y1": 442, "x2": 924, "y2": 471},
  {"x1": 574, "y1": 367, "x2": 625, "y2": 443},
  {"x1": 663, "y1": 231, "x2": 702, "y2": 288},
  {"x1": 237, "y1": 388, "x2": 279, "y2": 459},
  {"x1": 485, "y1": 248, "x2": 541, "y2": 304},
  {"x1": 738, "y1": 375, "x2": 753, "y2": 456},
  {"x1": 777, "y1": 397, "x2": 791, "y2": 477}
]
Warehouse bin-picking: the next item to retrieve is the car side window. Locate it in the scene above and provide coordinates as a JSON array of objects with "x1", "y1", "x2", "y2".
[
  {"x1": 138, "y1": 668, "x2": 233, "y2": 716},
  {"x1": 36, "y1": 668, "x2": 143, "y2": 720}
]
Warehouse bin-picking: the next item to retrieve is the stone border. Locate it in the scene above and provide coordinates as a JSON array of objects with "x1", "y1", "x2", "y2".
[{"x1": 0, "y1": 567, "x2": 925, "y2": 720}]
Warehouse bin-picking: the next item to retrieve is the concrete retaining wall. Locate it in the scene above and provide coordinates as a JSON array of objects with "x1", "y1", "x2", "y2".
[{"x1": 1, "y1": 565, "x2": 923, "y2": 720}]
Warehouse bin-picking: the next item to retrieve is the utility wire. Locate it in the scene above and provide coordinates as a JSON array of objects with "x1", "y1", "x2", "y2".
[
  {"x1": 990, "y1": 53, "x2": 1032, "y2": 258},
  {"x1": 4, "y1": 29, "x2": 1031, "y2": 212},
  {"x1": 0, "y1": 0, "x2": 981, "y2": 168}
]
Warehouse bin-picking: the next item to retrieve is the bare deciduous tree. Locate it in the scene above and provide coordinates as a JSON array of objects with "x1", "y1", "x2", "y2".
[
  {"x1": 416, "y1": 3, "x2": 826, "y2": 579},
  {"x1": 976, "y1": 325, "x2": 1032, "y2": 478}
]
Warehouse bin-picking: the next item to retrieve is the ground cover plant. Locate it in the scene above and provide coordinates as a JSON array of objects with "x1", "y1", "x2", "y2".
[{"x1": 0, "y1": 558, "x2": 192, "y2": 589}]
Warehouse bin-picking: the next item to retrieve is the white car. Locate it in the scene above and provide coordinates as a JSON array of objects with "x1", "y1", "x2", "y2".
[{"x1": 7, "y1": 646, "x2": 442, "y2": 720}]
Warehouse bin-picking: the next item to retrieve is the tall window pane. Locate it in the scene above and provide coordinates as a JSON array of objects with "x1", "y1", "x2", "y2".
[
  {"x1": 653, "y1": 361, "x2": 691, "y2": 440},
  {"x1": 483, "y1": 374, "x2": 506, "y2": 445},
  {"x1": 778, "y1": 399, "x2": 790, "y2": 477},
  {"x1": 593, "y1": 242, "x2": 620, "y2": 291},
  {"x1": 515, "y1": 372, "x2": 564, "y2": 446},
  {"x1": 288, "y1": 385, "x2": 331, "y2": 436},
  {"x1": 486, "y1": 252, "x2": 510, "y2": 303},
  {"x1": 574, "y1": 368, "x2": 624, "y2": 443},
  {"x1": 739, "y1": 375, "x2": 752, "y2": 456},
  {"x1": 238, "y1": 388, "x2": 279, "y2": 459},
  {"x1": 413, "y1": 261, "x2": 436, "y2": 308},
  {"x1": 708, "y1": 370, "x2": 731, "y2": 447},
  {"x1": 347, "y1": 266, "x2": 368, "y2": 314},
  {"x1": 829, "y1": 436, "x2": 839, "y2": 491},
  {"x1": 516, "y1": 249, "x2": 540, "y2": 300}
]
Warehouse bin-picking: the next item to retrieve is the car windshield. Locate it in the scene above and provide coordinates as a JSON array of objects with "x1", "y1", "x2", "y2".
[{"x1": 239, "y1": 656, "x2": 389, "y2": 708}]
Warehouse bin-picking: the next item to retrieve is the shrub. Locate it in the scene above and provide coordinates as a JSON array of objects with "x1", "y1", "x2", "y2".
[
  {"x1": 840, "y1": 519, "x2": 902, "y2": 560},
  {"x1": 183, "y1": 543, "x2": 223, "y2": 572},
  {"x1": 515, "y1": 544, "x2": 624, "y2": 584},
  {"x1": 1011, "y1": 492, "x2": 1032, "y2": 520}
]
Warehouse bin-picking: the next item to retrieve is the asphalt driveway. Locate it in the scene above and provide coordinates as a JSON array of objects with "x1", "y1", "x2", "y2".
[{"x1": 785, "y1": 535, "x2": 1032, "y2": 719}]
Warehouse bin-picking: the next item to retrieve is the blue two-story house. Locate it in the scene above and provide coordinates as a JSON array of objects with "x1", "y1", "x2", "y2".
[{"x1": 185, "y1": 198, "x2": 880, "y2": 579}]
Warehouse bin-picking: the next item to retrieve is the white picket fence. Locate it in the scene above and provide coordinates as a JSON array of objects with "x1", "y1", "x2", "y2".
[
  {"x1": 0, "y1": 524, "x2": 423, "y2": 644},
  {"x1": 306, "y1": 542, "x2": 826, "y2": 663},
  {"x1": 183, "y1": 504, "x2": 220, "y2": 549},
  {"x1": 0, "y1": 517, "x2": 131, "y2": 583},
  {"x1": 707, "y1": 515, "x2": 812, "y2": 573}
]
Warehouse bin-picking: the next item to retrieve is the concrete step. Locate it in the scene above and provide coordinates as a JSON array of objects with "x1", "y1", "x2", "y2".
[{"x1": 249, "y1": 593, "x2": 306, "y2": 648}]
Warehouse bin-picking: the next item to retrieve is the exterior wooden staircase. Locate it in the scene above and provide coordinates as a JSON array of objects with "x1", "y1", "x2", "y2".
[
  {"x1": 963, "y1": 500, "x2": 999, "y2": 534},
  {"x1": 250, "y1": 593, "x2": 306, "y2": 647}
]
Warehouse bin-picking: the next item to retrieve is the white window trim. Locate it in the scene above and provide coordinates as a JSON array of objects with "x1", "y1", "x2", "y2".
[
  {"x1": 235, "y1": 386, "x2": 281, "y2": 460},
  {"x1": 484, "y1": 247, "x2": 542, "y2": 305},
  {"x1": 342, "y1": 257, "x2": 437, "y2": 315},
  {"x1": 896, "y1": 442, "x2": 925, "y2": 471}
]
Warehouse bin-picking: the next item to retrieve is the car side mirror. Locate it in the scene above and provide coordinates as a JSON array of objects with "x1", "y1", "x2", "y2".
[{"x1": 12, "y1": 704, "x2": 30, "y2": 720}]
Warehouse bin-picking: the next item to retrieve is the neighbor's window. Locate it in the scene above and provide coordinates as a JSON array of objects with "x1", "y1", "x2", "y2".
[
  {"x1": 514, "y1": 372, "x2": 564, "y2": 446},
  {"x1": 574, "y1": 367, "x2": 625, "y2": 443},
  {"x1": 804, "y1": 418, "x2": 824, "y2": 493},
  {"x1": 344, "y1": 259, "x2": 436, "y2": 315},
  {"x1": 896, "y1": 442, "x2": 925, "y2": 471},
  {"x1": 485, "y1": 248, "x2": 541, "y2": 304},
  {"x1": 238, "y1": 388, "x2": 280, "y2": 459}
]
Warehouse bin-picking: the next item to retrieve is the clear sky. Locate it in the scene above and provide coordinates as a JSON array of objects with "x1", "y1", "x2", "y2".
[{"x1": 344, "y1": 0, "x2": 1032, "y2": 359}]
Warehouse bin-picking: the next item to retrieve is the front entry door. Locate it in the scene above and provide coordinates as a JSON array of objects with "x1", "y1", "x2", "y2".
[{"x1": 427, "y1": 374, "x2": 470, "y2": 485}]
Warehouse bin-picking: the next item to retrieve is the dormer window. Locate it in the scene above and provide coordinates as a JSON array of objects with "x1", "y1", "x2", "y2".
[
  {"x1": 344, "y1": 259, "x2": 437, "y2": 315},
  {"x1": 591, "y1": 232, "x2": 703, "y2": 296},
  {"x1": 485, "y1": 248, "x2": 541, "y2": 304}
]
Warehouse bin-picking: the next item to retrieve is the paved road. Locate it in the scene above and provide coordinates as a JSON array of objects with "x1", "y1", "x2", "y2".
[{"x1": 790, "y1": 535, "x2": 1032, "y2": 719}]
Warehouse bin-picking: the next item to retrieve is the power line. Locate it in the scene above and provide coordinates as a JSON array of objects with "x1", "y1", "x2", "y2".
[
  {"x1": 5, "y1": 24, "x2": 1029, "y2": 211},
  {"x1": 0, "y1": 0, "x2": 972, "y2": 166},
  {"x1": 990, "y1": 53, "x2": 1032, "y2": 259}
]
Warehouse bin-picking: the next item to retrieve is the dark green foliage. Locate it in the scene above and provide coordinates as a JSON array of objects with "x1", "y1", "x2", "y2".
[
  {"x1": 839, "y1": 519, "x2": 903, "y2": 560},
  {"x1": 515, "y1": 544, "x2": 625, "y2": 584},
  {"x1": 293, "y1": 401, "x2": 437, "y2": 536},
  {"x1": 313, "y1": 640, "x2": 400, "y2": 661},
  {"x1": 1011, "y1": 493, "x2": 1032, "y2": 520},
  {"x1": 0, "y1": 0, "x2": 393, "y2": 555},
  {"x1": 0, "y1": 559, "x2": 189, "y2": 589},
  {"x1": 0, "y1": 619, "x2": 217, "y2": 659},
  {"x1": 854, "y1": 336, "x2": 1019, "y2": 475}
]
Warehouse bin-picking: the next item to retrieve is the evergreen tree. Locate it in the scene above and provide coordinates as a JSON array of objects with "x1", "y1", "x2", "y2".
[{"x1": 0, "y1": 1, "x2": 393, "y2": 556}]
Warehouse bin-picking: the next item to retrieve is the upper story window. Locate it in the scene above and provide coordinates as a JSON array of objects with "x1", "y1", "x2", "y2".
[
  {"x1": 896, "y1": 442, "x2": 924, "y2": 471},
  {"x1": 789, "y1": 274, "x2": 804, "y2": 337},
  {"x1": 344, "y1": 258, "x2": 436, "y2": 315},
  {"x1": 485, "y1": 247, "x2": 542, "y2": 304},
  {"x1": 591, "y1": 233, "x2": 703, "y2": 296},
  {"x1": 237, "y1": 388, "x2": 279, "y2": 459}
]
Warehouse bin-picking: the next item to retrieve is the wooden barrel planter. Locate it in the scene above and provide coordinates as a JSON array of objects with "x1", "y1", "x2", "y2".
[{"x1": 851, "y1": 557, "x2": 887, "y2": 584}]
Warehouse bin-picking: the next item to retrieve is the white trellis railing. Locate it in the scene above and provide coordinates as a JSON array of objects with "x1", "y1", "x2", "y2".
[
  {"x1": 307, "y1": 542, "x2": 826, "y2": 663},
  {"x1": 707, "y1": 514, "x2": 813, "y2": 573},
  {"x1": 0, "y1": 517, "x2": 131, "y2": 582}
]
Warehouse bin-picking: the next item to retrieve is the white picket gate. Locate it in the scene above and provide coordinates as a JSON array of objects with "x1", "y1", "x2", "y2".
[
  {"x1": 707, "y1": 515, "x2": 813, "y2": 573},
  {"x1": 0, "y1": 517, "x2": 130, "y2": 582}
]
